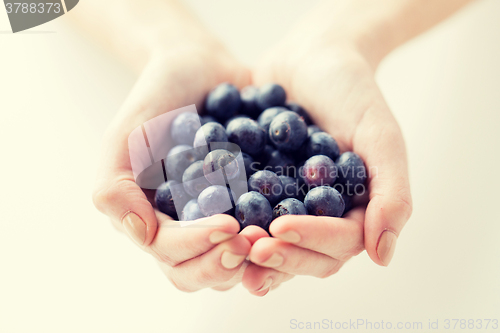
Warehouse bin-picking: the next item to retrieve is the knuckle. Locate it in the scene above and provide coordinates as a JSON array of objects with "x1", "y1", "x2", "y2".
[
  {"x1": 348, "y1": 243, "x2": 365, "y2": 258},
  {"x1": 149, "y1": 247, "x2": 179, "y2": 267},
  {"x1": 92, "y1": 178, "x2": 143, "y2": 216},
  {"x1": 338, "y1": 244, "x2": 365, "y2": 261},
  {"x1": 196, "y1": 267, "x2": 218, "y2": 286},
  {"x1": 92, "y1": 181, "x2": 124, "y2": 213},
  {"x1": 168, "y1": 276, "x2": 195, "y2": 293},
  {"x1": 319, "y1": 261, "x2": 342, "y2": 279},
  {"x1": 395, "y1": 187, "x2": 413, "y2": 221},
  {"x1": 92, "y1": 186, "x2": 111, "y2": 213}
]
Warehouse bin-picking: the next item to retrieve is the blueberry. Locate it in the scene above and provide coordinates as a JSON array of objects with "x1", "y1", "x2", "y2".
[
  {"x1": 235, "y1": 191, "x2": 273, "y2": 230},
  {"x1": 257, "y1": 83, "x2": 286, "y2": 110},
  {"x1": 166, "y1": 145, "x2": 205, "y2": 181},
  {"x1": 226, "y1": 117, "x2": 267, "y2": 156},
  {"x1": 200, "y1": 115, "x2": 218, "y2": 125},
  {"x1": 272, "y1": 198, "x2": 307, "y2": 219},
  {"x1": 182, "y1": 160, "x2": 211, "y2": 197},
  {"x1": 180, "y1": 199, "x2": 205, "y2": 221},
  {"x1": 269, "y1": 111, "x2": 308, "y2": 152},
  {"x1": 155, "y1": 180, "x2": 191, "y2": 219},
  {"x1": 305, "y1": 132, "x2": 340, "y2": 161},
  {"x1": 253, "y1": 144, "x2": 275, "y2": 168},
  {"x1": 170, "y1": 112, "x2": 202, "y2": 145},
  {"x1": 265, "y1": 149, "x2": 295, "y2": 176},
  {"x1": 239, "y1": 86, "x2": 261, "y2": 119},
  {"x1": 341, "y1": 193, "x2": 353, "y2": 216},
  {"x1": 248, "y1": 170, "x2": 283, "y2": 206},
  {"x1": 198, "y1": 185, "x2": 236, "y2": 217},
  {"x1": 203, "y1": 149, "x2": 240, "y2": 185},
  {"x1": 279, "y1": 175, "x2": 305, "y2": 201},
  {"x1": 257, "y1": 107, "x2": 287, "y2": 134},
  {"x1": 304, "y1": 186, "x2": 345, "y2": 217},
  {"x1": 301, "y1": 155, "x2": 337, "y2": 187},
  {"x1": 286, "y1": 102, "x2": 312, "y2": 125},
  {"x1": 335, "y1": 152, "x2": 367, "y2": 195},
  {"x1": 205, "y1": 83, "x2": 241, "y2": 121},
  {"x1": 307, "y1": 125, "x2": 322, "y2": 136},
  {"x1": 193, "y1": 122, "x2": 228, "y2": 150},
  {"x1": 224, "y1": 114, "x2": 250, "y2": 128},
  {"x1": 241, "y1": 152, "x2": 257, "y2": 177}
]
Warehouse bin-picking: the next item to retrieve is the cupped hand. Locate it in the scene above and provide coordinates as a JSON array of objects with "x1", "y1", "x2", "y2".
[
  {"x1": 244, "y1": 33, "x2": 413, "y2": 294},
  {"x1": 92, "y1": 44, "x2": 253, "y2": 291}
]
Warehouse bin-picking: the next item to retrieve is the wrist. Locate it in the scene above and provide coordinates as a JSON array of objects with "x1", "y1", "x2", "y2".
[
  {"x1": 148, "y1": 24, "x2": 224, "y2": 58},
  {"x1": 284, "y1": 0, "x2": 415, "y2": 70}
]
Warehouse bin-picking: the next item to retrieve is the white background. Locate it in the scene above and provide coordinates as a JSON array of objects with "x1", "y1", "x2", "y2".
[{"x1": 0, "y1": 1, "x2": 499, "y2": 332}]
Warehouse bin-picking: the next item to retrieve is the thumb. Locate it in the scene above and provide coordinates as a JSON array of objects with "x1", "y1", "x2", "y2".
[
  {"x1": 354, "y1": 104, "x2": 413, "y2": 266},
  {"x1": 92, "y1": 121, "x2": 161, "y2": 247},
  {"x1": 93, "y1": 171, "x2": 159, "y2": 247}
]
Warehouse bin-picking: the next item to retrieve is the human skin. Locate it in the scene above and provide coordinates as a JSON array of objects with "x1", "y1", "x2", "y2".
[
  {"x1": 244, "y1": 0, "x2": 473, "y2": 295},
  {"x1": 74, "y1": 0, "x2": 473, "y2": 295}
]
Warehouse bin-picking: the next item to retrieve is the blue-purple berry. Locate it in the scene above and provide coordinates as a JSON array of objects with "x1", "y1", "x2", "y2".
[
  {"x1": 155, "y1": 180, "x2": 191, "y2": 219},
  {"x1": 239, "y1": 86, "x2": 261, "y2": 119},
  {"x1": 269, "y1": 111, "x2": 308, "y2": 152},
  {"x1": 257, "y1": 83, "x2": 286, "y2": 110},
  {"x1": 248, "y1": 170, "x2": 283, "y2": 206},
  {"x1": 181, "y1": 199, "x2": 205, "y2": 221},
  {"x1": 335, "y1": 152, "x2": 367, "y2": 194},
  {"x1": 286, "y1": 102, "x2": 312, "y2": 125},
  {"x1": 171, "y1": 112, "x2": 202, "y2": 145},
  {"x1": 301, "y1": 155, "x2": 337, "y2": 187},
  {"x1": 235, "y1": 191, "x2": 273, "y2": 230},
  {"x1": 305, "y1": 132, "x2": 340, "y2": 161},
  {"x1": 272, "y1": 198, "x2": 307, "y2": 219},
  {"x1": 193, "y1": 122, "x2": 228, "y2": 150},
  {"x1": 226, "y1": 117, "x2": 267, "y2": 156},
  {"x1": 205, "y1": 83, "x2": 241, "y2": 121},
  {"x1": 198, "y1": 185, "x2": 236, "y2": 217},
  {"x1": 203, "y1": 149, "x2": 240, "y2": 185},
  {"x1": 304, "y1": 186, "x2": 345, "y2": 217},
  {"x1": 182, "y1": 160, "x2": 211, "y2": 197},
  {"x1": 166, "y1": 145, "x2": 204, "y2": 181},
  {"x1": 257, "y1": 107, "x2": 287, "y2": 134}
]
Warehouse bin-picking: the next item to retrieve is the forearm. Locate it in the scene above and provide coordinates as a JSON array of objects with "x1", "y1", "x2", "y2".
[
  {"x1": 297, "y1": 0, "x2": 475, "y2": 68},
  {"x1": 69, "y1": 0, "x2": 220, "y2": 71}
]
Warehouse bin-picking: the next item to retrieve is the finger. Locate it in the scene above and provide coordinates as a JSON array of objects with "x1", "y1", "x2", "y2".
[
  {"x1": 249, "y1": 237, "x2": 343, "y2": 278},
  {"x1": 242, "y1": 262, "x2": 294, "y2": 297},
  {"x1": 239, "y1": 225, "x2": 270, "y2": 245},
  {"x1": 353, "y1": 102, "x2": 413, "y2": 266},
  {"x1": 91, "y1": 63, "x2": 177, "y2": 247},
  {"x1": 93, "y1": 58, "x2": 250, "y2": 248},
  {"x1": 146, "y1": 212, "x2": 240, "y2": 266},
  {"x1": 268, "y1": 209, "x2": 365, "y2": 261},
  {"x1": 210, "y1": 226, "x2": 270, "y2": 292},
  {"x1": 211, "y1": 260, "x2": 249, "y2": 291},
  {"x1": 161, "y1": 235, "x2": 251, "y2": 292},
  {"x1": 93, "y1": 173, "x2": 158, "y2": 247}
]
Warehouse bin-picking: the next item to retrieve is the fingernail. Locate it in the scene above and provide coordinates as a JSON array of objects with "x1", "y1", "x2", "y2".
[
  {"x1": 261, "y1": 253, "x2": 284, "y2": 268},
  {"x1": 275, "y1": 230, "x2": 300, "y2": 243},
  {"x1": 377, "y1": 230, "x2": 398, "y2": 266},
  {"x1": 221, "y1": 251, "x2": 246, "y2": 269},
  {"x1": 257, "y1": 277, "x2": 273, "y2": 292},
  {"x1": 123, "y1": 212, "x2": 146, "y2": 246},
  {"x1": 209, "y1": 231, "x2": 234, "y2": 244}
]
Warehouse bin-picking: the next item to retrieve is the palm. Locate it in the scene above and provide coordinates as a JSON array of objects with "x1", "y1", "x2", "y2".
[{"x1": 240, "y1": 45, "x2": 412, "y2": 293}]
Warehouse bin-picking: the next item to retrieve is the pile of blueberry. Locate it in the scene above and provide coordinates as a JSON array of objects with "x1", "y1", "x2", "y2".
[{"x1": 154, "y1": 83, "x2": 366, "y2": 231}]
